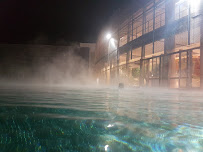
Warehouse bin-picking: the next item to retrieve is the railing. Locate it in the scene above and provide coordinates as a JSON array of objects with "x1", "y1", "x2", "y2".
[
  {"x1": 118, "y1": 0, "x2": 166, "y2": 47},
  {"x1": 142, "y1": 46, "x2": 200, "y2": 88}
]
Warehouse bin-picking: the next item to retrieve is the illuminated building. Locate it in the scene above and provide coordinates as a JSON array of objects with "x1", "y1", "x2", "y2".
[{"x1": 95, "y1": 0, "x2": 203, "y2": 89}]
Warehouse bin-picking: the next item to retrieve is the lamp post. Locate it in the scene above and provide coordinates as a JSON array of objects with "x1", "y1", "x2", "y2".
[
  {"x1": 106, "y1": 32, "x2": 118, "y2": 84},
  {"x1": 106, "y1": 33, "x2": 112, "y2": 68},
  {"x1": 106, "y1": 33, "x2": 118, "y2": 84}
]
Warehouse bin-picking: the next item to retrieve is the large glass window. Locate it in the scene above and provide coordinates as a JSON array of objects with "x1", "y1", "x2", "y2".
[
  {"x1": 169, "y1": 54, "x2": 179, "y2": 78},
  {"x1": 119, "y1": 20, "x2": 129, "y2": 47},
  {"x1": 131, "y1": 10, "x2": 143, "y2": 40},
  {"x1": 180, "y1": 52, "x2": 187, "y2": 78},
  {"x1": 169, "y1": 53, "x2": 179, "y2": 88},
  {"x1": 149, "y1": 58, "x2": 160, "y2": 78},
  {"x1": 154, "y1": 39, "x2": 164, "y2": 53},
  {"x1": 168, "y1": 50, "x2": 199, "y2": 88},
  {"x1": 143, "y1": 60, "x2": 150, "y2": 86},
  {"x1": 155, "y1": 1, "x2": 165, "y2": 29},
  {"x1": 180, "y1": 52, "x2": 187, "y2": 88},
  {"x1": 129, "y1": 62, "x2": 140, "y2": 86},
  {"x1": 190, "y1": 16, "x2": 200, "y2": 44},
  {"x1": 148, "y1": 57, "x2": 160, "y2": 87},
  {"x1": 119, "y1": 65, "x2": 129, "y2": 85},
  {"x1": 132, "y1": 47, "x2": 141, "y2": 60},
  {"x1": 175, "y1": 0, "x2": 188, "y2": 20},
  {"x1": 119, "y1": 53, "x2": 127, "y2": 65},
  {"x1": 145, "y1": 9, "x2": 154, "y2": 33},
  {"x1": 145, "y1": 43, "x2": 153, "y2": 57},
  {"x1": 175, "y1": 31, "x2": 188, "y2": 48},
  {"x1": 192, "y1": 49, "x2": 200, "y2": 88}
]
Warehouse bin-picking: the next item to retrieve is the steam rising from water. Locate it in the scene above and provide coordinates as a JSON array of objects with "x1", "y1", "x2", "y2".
[
  {"x1": 37, "y1": 51, "x2": 93, "y2": 86},
  {"x1": 0, "y1": 45, "x2": 96, "y2": 87}
]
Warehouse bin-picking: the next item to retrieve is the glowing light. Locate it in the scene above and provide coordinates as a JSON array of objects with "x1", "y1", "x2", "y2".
[
  {"x1": 189, "y1": 0, "x2": 200, "y2": 12},
  {"x1": 105, "y1": 145, "x2": 109, "y2": 151},
  {"x1": 110, "y1": 38, "x2": 114, "y2": 44},
  {"x1": 107, "y1": 124, "x2": 114, "y2": 128},
  {"x1": 96, "y1": 78, "x2": 99, "y2": 84},
  {"x1": 106, "y1": 33, "x2": 112, "y2": 40},
  {"x1": 176, "y1": 0, "x2": 185, "y2": 5},
  {"x1": 110, "y1": 38, "x2": 116, "y2": 49}
]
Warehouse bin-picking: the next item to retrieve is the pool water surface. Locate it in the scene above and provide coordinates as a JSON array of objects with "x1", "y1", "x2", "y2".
[{"x1": 0, "y1": 87, "x2": 202, "y2": 152}]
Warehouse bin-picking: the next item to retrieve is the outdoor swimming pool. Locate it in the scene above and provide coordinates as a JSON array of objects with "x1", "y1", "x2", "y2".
[{"x1": 0, "y1": 86, "x2": 202, "y2": 151}]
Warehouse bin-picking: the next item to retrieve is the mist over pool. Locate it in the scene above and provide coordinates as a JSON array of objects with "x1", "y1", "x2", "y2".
[{"x1": 0, "y1": 86, "x2": 202, "y2": 151}]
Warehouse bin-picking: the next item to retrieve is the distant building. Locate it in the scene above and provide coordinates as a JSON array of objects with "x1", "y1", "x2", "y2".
[
  {"x1": 80, "y1": 43, "x2": 96, "y2": 74},
  {"x1": 95, "y1": 0, "x2": 203, "y2": 89},
  {"x1": 0, "y1": 43, "x2": 95, "y2": 83}
]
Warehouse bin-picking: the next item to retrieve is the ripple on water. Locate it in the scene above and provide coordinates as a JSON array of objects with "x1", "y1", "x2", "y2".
[{"x1": 0, "y1": 87, "x2": 202, "y2": 151}]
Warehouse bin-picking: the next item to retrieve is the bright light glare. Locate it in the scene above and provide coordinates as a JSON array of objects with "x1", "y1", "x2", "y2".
[
  {"x1": 105, "y1": 145, "x2": 109, "y2": 151},
  {"x1": 177, "y1": 0, "x2": 200, "y2": 8},
  {"x1": 189, "y1": 0, "x2": 200, "y2": 11},
  {"x1": 106, "y1": 33, "x2": 112, "y2": 40},
  {"x1": 107, "y1": 124, "x2": 114, "y2": 128},
  {"x1": 176, "y1": 0, "x2": 185, "y2": 5},
  {"x1": 110, "y1": 38, "x2": 116, "y2": 49}
]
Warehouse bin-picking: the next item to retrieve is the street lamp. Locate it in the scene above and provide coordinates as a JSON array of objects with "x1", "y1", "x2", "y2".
[
  {"x1": 105, "y1": 33, "x2": 119, "y2": 84},
  {"x1": 105, "y1": 33, "x2": 113, "y2": 85},
  {"x1": 106, "y1": 33, "x2": 112, "y2": 40},
  {"x1": 106, "y1": 33, "x2": 112, "y2": 68},
  {"x1": 105, "y1": 33, "x2": 117, "y2": 67}
]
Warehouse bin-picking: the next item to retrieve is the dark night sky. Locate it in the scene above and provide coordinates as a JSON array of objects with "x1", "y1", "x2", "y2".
[{"x1": 0, "y1": 0, "x2": 135, "y2": 44}]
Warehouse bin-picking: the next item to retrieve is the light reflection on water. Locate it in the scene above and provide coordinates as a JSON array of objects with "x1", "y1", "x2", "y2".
[{"x1": 0, "y1": 87, "x2": 202, "y2": 152}]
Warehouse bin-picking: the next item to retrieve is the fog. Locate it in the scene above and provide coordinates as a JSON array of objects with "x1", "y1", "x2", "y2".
[
  {"x1": 37, "y1": 51, "x2": 92, "y2": 85},
  {"x1": 0, "y1": 44, "x2": 96, "y2": 87}
]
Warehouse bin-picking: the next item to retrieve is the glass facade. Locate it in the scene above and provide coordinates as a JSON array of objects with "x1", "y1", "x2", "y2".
[{"x1": 95, "y1": 0, "x2": 202, "y2": 89}]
